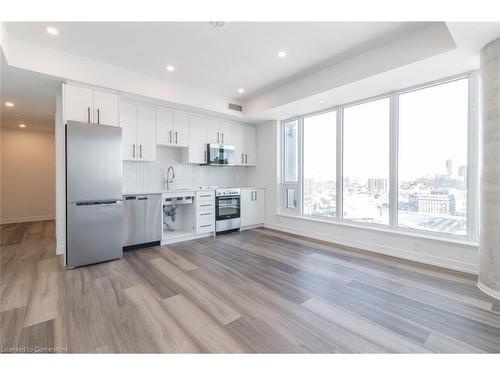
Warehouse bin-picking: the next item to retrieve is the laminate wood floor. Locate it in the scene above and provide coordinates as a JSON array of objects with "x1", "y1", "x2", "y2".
[{"x1": 1, "y1": 221, "x2": 500, "y2": 353}]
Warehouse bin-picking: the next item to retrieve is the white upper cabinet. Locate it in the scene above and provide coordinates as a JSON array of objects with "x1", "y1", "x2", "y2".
[
  {"x1": 136, "y1": 105, "x2": 157, "y2": 161},
  {"x1": 156, "y1": 108, "x2": 174, "y2": 146},
  {"x1": 184, "y1": 114, "x2": 208, "y2": 164},
  {"x1": 92, "y1": 90, "x2": 119, "y2": 126},
  {"x1": 157, "y1": 108, "x2": 189, "y2": 147},
  {"x1": 206, "y1": 117, "x2": 221, "y2": 144},
  {"x1": 172, "y1": 112, "x2": 189, "y2": 147},
  {"x1": 63, "y1": 84, "x2": 93, "y2": 123},
  {"x1": 120, "y1": 102, "x2": 138, "y2": 161},
  {"x1": 230, "y1": 123, "x2": 244, "y2": 165},
  {"x1": 63, "y1": 83, "x2": 119, "y2": 126},
  {"x1": 230, "y1": 123, "x2": 256, "y2": 166},
  {"x1": 120, "y1": 101, "x2": 156, "y2": 161},
  {"x1": 243, "y1": 125, "x2": 256, "y2": 166},
  {"x1": 218, "y1": 121, "x2": 232, "y2": 145},
  {"x1": 206, "y1": 118, "x2": 232, "y2": 145}
]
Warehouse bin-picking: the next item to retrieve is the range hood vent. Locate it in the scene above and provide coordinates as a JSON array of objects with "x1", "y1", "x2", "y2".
[{"x1": 228, "y1": 103, "x2": 243, "y2": 112}]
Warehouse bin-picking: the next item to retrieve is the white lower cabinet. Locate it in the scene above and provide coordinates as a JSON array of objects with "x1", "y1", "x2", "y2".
[
  {"x1": 196, "y1": 191, "x2": 215, "y2": 234},
  {"x1": 241, "y1": 188, "x2": 265, "y2": 228}
]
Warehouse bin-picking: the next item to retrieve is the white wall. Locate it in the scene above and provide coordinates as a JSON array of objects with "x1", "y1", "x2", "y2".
[
  {"x1": 0, "y1": 127, "x2": 55, "y2": 223},
  {"x1": 249, "y1": 121, "x2": 479, "y2": 274}
]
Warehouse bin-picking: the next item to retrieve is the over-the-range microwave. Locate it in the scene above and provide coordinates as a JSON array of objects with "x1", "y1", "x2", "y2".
[{"x1": 204, "y1": 143, "x2": 235, "y2": 166}]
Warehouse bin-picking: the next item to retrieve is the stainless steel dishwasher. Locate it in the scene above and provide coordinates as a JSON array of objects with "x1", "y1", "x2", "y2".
[{"x1": 123, "y1": 194, "x2": 162, "y2": 249}]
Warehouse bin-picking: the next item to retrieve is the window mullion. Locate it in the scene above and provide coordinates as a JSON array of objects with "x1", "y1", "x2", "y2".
[
  {"x1": 336, "y1": 109, "x2": 343, "y2": 221},
  {"x1": 389, "y1": 93, "x2": 399, "y2": 228}
]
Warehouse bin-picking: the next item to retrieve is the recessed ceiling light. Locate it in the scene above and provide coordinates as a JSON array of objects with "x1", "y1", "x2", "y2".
[
  {"x1": 5, "y1": 102, "x2": 14, "y2": 107},
  {"x1": 277, "y1": 51, "x2": 287, "y2": 58},
  {"x1": 319, "y1": 99, "x2": 325, "y2": 103},
  {"x1": 19, "y1": 124, "x2": 26, "y2": 128},
  {"x1": 166, "y1": 65, "x2": 175, "y2": 72},
  {"x1": 209, "y1": 21, "x2": 228, "y2": 28},
  {"x1": 238, "y1": 88, "x2": 244, "y2": 94},
  {"x1": 46, "y1": 26, "x2": 58, "y2": 36}
]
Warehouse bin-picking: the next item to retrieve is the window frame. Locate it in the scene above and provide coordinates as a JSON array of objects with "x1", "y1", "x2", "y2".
[
  {"x1": 279, "y1": 72, "x2": 479, "y2": 244},
  {"x1": 281, "y1": 118, "x2": 300, "y2": 184}
]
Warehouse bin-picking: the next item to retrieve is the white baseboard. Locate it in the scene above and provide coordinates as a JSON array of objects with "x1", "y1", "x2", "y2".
[
  {"x1": 0, "y1": 215, "x2": 55, "y2": 225},
  {"x1": 477, "y1": 281, "x2": 500, "y2": 301},
  {"x1": 263, "y1": 223, "x2": 478, "y2": 275}
]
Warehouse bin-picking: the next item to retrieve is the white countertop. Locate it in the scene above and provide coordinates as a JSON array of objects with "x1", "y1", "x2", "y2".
[
  {"x1": 123, "y1": 188, "x2": 213, "y2": 196},
  {"x1": 122, "y1": 186, "x2": 265, "y2": 196}
]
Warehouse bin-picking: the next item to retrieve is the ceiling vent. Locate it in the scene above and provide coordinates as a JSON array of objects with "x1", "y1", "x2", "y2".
[{"x1": 228, "y1": 103, "x2": 243, "y2": 112}]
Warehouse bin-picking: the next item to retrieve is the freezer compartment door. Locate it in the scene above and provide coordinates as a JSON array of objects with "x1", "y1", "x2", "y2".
[
  {"x1": 67, "y1": 201, "x2": 123, "y2": 268},
  {"x1": 66, "y1": 121, "x2": 122, "y2": 202}
]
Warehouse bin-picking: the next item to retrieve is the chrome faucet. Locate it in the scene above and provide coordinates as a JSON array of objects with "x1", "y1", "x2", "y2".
[{"x1": 166, "y1": 166, "x2": 175, "y2": 190}]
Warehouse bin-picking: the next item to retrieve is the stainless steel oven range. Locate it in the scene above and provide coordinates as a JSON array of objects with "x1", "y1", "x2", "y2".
[{"x1": 215, "y1": 188, "x2": 241, "y2": 233}]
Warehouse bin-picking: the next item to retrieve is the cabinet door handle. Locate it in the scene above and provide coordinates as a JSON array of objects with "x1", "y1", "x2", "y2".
[
  {"x1": 201, "y1": 224, "x2": 212, "y2": 228},
  {"x1": 139, "y1": 144, "x2": 143, "y2": 158},
  {"x1": 200, "y1": 213, "x2": 211, "y2": 216},
  {"x1": 245, "y1": 154, "x2": 248, "y2": 164},
  {"x1": 251, "y1": 191, "x2": 254, "y2": 201},
  {"x1": 241, "y1": 154, "x2": 244, "y2": 164},
  {"x1": 97, "y1": 108, "x2": 100, "y2": 124},
  {"x1": 175, "y1": 131, "x2": 178, "y2": 144},
  {"x1": 204, "y1": 149, "x2": 207, "y2": 162},
  {"x1": 169, "y1": 130, "x2": 172, "y2": 144},
  {"x1": 217, "y1": 132, "x2": 220, "y2": 143},
  {"x1": 222, "y1": 132, "x2": 224, "y2": 144},
  {"x1": 255, "y1": 190, "x2": 258, "y2": 201},
  {"x1": 133, "y1": 144, "x2": 136, "y2": 158},
  {"x1": 87, "y1": 107, "x2": 91, "y2": 123}
]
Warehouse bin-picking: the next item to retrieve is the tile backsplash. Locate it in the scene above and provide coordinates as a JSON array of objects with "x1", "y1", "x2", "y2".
[{"x1": 123, "y1": 147, "x2": 250, "y2": 192}]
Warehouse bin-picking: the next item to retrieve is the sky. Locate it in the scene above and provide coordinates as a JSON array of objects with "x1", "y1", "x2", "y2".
[{"x1": 302, "y1": 78, "x2": 469, "y2": 183}]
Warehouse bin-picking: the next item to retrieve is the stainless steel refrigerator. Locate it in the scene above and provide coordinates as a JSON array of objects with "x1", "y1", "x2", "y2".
[{"x1": 66, "y1": 121, "x2": 123, "y2": 268}]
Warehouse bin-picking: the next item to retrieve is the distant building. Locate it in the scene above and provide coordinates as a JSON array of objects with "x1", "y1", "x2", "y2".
[
  {"x1": 367, "y1": 178, "x2": 388, "y2": 192},
  {"x1": 416, "y1": 190, "x2": 456, "y2": 215},
  {"x1": 446, "y1": 159, "x2": 453, "y2": 177},
  {"x1": 458, "y1": 165, "x2": 467, "y2": 181},
  {"x1": 408, "y1": 194, "x2": 419, "y2": 212}
]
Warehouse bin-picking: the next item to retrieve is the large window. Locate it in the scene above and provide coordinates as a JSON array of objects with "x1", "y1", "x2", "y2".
[
  {"x1": 398, "y1": 78, "x2": 469, "y2": 235},
  {"x1": 303, "y1": 111, "x2": 337, "y2": 218},
  {"x1": 280, "y1": 74, "x2": 477, "y2": 241},
  {"x1": 343, "y1": 98, "x2": 390, "y2": 225}
]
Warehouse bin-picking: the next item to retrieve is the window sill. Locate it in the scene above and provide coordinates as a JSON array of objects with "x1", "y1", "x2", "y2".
[{"x1": 275, "y1": 212, "x2": 478, "y2": 249}]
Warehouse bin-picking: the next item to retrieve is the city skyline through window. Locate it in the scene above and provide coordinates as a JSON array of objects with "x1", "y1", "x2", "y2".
[
  {"x1": 303, "y1": 111, "x2": 337, "y2": 218},
  {"x1": 343, "y1": 97, "x2": 390, "y2": 224},
  {"x1": 398, "y1": 78, "x2": 468, "y2": 235},
  {"x1": 281, "y1": 75, "x2": 474, "y2": 239}
]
